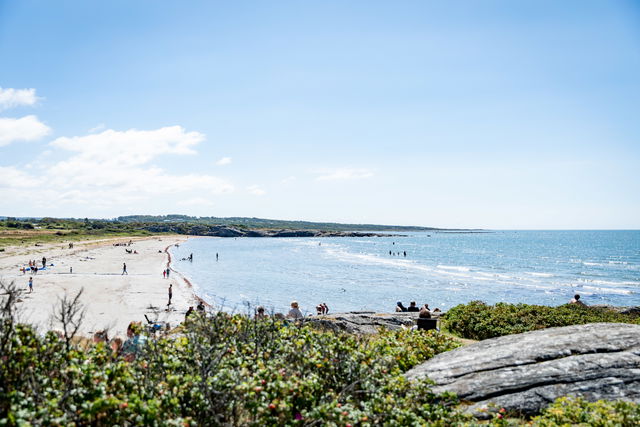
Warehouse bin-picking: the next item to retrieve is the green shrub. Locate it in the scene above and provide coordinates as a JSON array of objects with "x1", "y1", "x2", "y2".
[
  {"x1": 0, "y1": 294, "x2": 468, "y2": 426},
  {"x1": 531, "y1": 396, "x2": 640, "y2": 426},
  {"x1": 444, "y1": 301, "x2": 640, "y2": 340}
]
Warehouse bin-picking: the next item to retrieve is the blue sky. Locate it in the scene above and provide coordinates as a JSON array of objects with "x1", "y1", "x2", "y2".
[{"x1": 0, "y1": 0, "x2": 639, "y2": 229}]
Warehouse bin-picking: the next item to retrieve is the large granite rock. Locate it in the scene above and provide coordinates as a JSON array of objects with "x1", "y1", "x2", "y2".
[
  {"x1": 405, "y1": 323, "x2": 640, "y2": 418},
  {"x1": 306, "y1": 311, "x2": 440, "y2": 334}
]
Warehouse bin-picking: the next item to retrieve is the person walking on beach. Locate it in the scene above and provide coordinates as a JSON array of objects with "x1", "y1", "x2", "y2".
[
  {"x1": 122, "y1": 263, "x2": 128, "y2": 275},
  {"x1": 166, "y1": 268, "x2": 170, "y2": 278},
  {"x1": 163, "y1": 269, "x2": 166, "y2": 279},
  {"x1": 167, "y1": 284, "x2": 173, "y2": 306},
  {"x1": 42, "y1": 257, "x2": 46, "y2": 268},
  {"x1": 28, "y1": 277, "x2": 33, "y2": 293}
]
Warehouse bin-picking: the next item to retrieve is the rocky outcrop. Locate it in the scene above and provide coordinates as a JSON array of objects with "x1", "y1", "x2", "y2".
[
  {"x1": 143, "y1": 224, "x2": 396, "y2": 238},
  {"x1": 405, "y1": 323, "x2": 640, "y2": 418},
  {"x1": 590, "y1": 304, "x2": 640, "y2": 316},
  {"x1": 305, "y1": 311, "x2": 440, "y2": 334}
]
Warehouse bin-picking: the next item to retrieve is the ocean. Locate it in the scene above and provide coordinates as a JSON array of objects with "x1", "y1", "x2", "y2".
[{"x1": 170, "y1": 230, "x2": 640, "y2": 315}]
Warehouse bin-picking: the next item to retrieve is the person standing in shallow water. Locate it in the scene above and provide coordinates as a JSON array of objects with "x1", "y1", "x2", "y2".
[
  {"x1": 122, "y1": 263, "x2": 127, "y2": 275},
  {"x1": 216, "y1": 253, "x2": 219, "y2": 261}
]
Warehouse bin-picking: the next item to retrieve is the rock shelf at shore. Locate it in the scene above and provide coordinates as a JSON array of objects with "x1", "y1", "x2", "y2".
[
  {"x1": 305, "y1": 311, "x2": 442, "y2": 334},
  {"x1": 404, "y1": 322, "x2": 640, "y2": 418}
]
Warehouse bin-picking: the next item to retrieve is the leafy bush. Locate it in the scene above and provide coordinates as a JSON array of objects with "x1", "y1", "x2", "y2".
[
  {"x1": 444, "y1": 301, "x2": 640, "y2": 340},
  {"x1": 531, "y1": 396, "x2": 640, "y2": 426},
  {"x1": 0, "y1": 282, "x2": 468, "y2": 426}
]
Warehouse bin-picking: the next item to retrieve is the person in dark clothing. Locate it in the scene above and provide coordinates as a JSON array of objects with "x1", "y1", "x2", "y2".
[
  {"x1": 407, "y1": 301, "x2": 420, "y2": 312},
  {"x1": 395, "y1": 301, "x2": 407, "y2": 312}
]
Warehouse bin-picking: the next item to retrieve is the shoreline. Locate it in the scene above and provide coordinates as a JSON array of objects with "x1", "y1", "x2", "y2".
[{"x1": 165, "y1": 241, "x2": 213, "y2": 308}]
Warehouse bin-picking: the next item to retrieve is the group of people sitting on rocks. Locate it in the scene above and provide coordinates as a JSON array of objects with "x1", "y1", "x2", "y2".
[
  {"x1": 252, "y1": 300, "x2": 326, "y2": 321},
  {"x1": 396, "y1": 301, "x2": 441, "y2": 317}
]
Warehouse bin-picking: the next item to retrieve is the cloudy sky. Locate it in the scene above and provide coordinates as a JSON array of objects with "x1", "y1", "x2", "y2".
[{"x1": 1, "y1": 1, "x2": 639, "y2": 229}]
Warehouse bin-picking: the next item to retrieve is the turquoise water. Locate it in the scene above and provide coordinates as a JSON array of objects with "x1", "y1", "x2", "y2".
[{"x1": 170, "y1": 231, "x2": 640, "y2": 315}]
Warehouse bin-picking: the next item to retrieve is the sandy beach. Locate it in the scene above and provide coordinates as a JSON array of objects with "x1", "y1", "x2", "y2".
[{"x1": 0, "y1": 235, "x2": 196, "y2": 338}]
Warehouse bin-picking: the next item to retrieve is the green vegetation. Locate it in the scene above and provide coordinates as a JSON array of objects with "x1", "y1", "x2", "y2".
[
  {"x1": 1, "y1": 282, "x2": 638, "y2": 425},
  {"x1": 531, "y1": 396, "x2": 640, "y2": 426},
  {"x1": 0, "y1": 282, "x2": 468, "y2": 426},
  {"x1": 443, "y1": 301, "x2": 640, "y2": 340},
  {"x1": 0, "y1": 217, "x2": 154, "y2": 248},
  {"x1": 115, "y1": 214, "x2": 439, "y2": 232},
  {"x1": 0, "y1": 215, "x2": 449, "y2": 248}
]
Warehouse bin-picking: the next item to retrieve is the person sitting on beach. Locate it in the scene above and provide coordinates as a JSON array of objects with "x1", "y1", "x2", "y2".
[
  {"x1": 196, "y1": 301, "x2": 205, "y2": 312},
  {"x1": 433, "y1": 308, "x2": 441, "y2": 313},
  {"x1": 255, "y1": 306, "x2": 268, "y2": 320},
  {"x1": 316, "y1": 305, "x2": 324, "y2": 315},
  {"x1": 185, "y1": 306, "x2": 194, "y2": 321},
  {"x1": 287, "y1": 301, "x2": 304, "y2": 319},
  {"x1": 395, "y1": 301, "x2": 407, "y2": 312},
  {"x1": 407, "y1": 301, "x2": 420, "y2": 312},
  {"x1": 121, "y1": 322, "x2": 147, "y2": 362},
  {"x1": 569, "y1": 294, "x2": 586, "y2": 306}
]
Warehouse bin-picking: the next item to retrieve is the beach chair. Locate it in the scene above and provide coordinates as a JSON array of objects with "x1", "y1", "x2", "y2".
[{"x1": 416, "y1": 318, "x2": 438, "y2": 331}]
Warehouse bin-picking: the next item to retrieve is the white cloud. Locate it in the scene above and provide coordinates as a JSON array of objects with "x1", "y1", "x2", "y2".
[
  {"x1": 88, "y1": 123, "x2": 106, "y2": 133},
  {"x1": 247, "y1": 185, "x2": 266, "y2": 196},
  {"x1": 178, "y1": 197, "x2": 215, "y2": 207},
  {"x1": 281, "y1": 175, "x2": 297, "y2": 184},
  {"x1": 51, "y1": 126, "x2": 203, "y2": 167},
  {"x1": 215, "y1": 156, "x2": 232, "y2": 166},
  {"x1": 0, "y1": 87, "x2": 38, "y2": 111},
  {"x1": 0, "y1": 115, "x2": 51, "y2": 146},
  {"x1": 0, "y1": 166, "x2": 43, "y2": 189},
  {"x1": 0, "y1": 125, "x2": 235, "y2": 210},
  {"x1": 315, "y1": 168, "x2": 374, "y2": 181}
]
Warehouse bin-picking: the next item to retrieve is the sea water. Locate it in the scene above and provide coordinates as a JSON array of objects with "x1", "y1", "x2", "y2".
[{"x1": 170, "y1": 231, "x2": 640, "y2": 315}]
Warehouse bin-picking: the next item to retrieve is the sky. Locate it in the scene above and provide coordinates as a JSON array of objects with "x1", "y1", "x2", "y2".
[{"x1": 0, "y1": 0, "x2": 639, "y2": 229}]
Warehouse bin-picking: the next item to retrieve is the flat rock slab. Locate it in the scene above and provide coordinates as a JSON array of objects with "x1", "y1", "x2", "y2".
[
  {"x1": 306, "y1": 311, "x2": 439, "y2": 334},
  {"x1": 405, "y1": 323, "x2": 640, "y2": 417}
]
